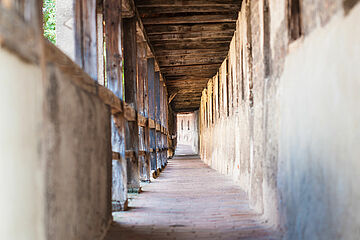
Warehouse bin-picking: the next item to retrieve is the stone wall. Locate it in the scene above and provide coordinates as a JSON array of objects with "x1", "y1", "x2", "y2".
[{"x1": 200, "y1": 1, "x2": 360, "y2": 239}]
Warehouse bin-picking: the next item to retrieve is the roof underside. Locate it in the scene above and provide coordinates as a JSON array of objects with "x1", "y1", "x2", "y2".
[{"x1": 135, "y1": 0, "x2": 241, "y2": 112}]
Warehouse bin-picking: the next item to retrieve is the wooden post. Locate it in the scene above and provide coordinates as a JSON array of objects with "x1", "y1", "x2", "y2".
[
  {"x1": 155, "y1": 71, "x2": 162, "y2": 174},
  {"x1": 147, "y1": 58, "x2": 157, "y2": 177},
  {"x1": 103, "y1": 0, "x2": 127, "y2": 211},
  {"x1": 74, "y1": 0, "x2": 98, "y2": 81},
  {"x1": 137, "y1": 41, "x2": 150, "y2": 182},
  {"x1": 159, "y1": 82, "x2": 164, "y2": 168},
  {"x1": 124, "y1": 17, "x2": 140, "y2": 192}
]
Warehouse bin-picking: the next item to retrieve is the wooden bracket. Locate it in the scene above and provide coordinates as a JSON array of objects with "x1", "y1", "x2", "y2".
[
  {"x1": 149, "y1": 119, "x2": 156, "y2": 129},
  {"x1": 123, "y1": 103, "x2": 137, "y2": 121},
  {"x1": 137, "y1": 114, "x2": 148, "y2": 127}
]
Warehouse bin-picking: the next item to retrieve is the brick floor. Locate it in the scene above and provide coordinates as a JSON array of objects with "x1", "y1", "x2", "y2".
[{"x1": 104, "y1": 154, "x2": 281, "y2": 240}]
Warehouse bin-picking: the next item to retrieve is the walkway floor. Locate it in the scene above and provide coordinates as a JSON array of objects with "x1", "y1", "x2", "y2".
[{"x1": 105, "y1": 154, "x2": 281, "y2": 240}]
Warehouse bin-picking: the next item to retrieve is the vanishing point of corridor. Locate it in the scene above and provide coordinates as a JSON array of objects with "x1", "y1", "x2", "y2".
[{"x1": 105, "y1": 152, "x2": 281, "y2": 240}]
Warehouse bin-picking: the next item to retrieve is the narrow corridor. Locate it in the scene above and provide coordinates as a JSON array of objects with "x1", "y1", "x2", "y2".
[{"x1": 105, "y1": 154, "x2": 281, "y2": 240}]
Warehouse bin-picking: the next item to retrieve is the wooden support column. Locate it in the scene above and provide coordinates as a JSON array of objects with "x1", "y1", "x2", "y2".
[
  {"x1": 137, "y1": 41, "x2": 151, "y2": 182},
  {"x1": 159, "y1": 82, "x2": 164, "y2": 168},
  {"x1": 148, "y1": 58, "x2": 157, "y2": 177},
  {"x1": 103, "y1": 0, "x2": 127, "y2": 211},
  {"x1": 162, "y1": 85, "x2": 168, "y2": 166},
  {"x1": 124, "y1": 17, "x2": 140, "y2": 192},
  {"x1": 75, "y1": 0, "x2": 98, "y2": 81},
  {"x1": 155, "y1": 71, "x2": 162, "y2": 174}
]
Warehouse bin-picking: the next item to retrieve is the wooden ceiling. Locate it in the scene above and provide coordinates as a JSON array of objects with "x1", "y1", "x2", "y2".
[{"x1": 135, "y1": 0, "x2": 241, "y2": 112}]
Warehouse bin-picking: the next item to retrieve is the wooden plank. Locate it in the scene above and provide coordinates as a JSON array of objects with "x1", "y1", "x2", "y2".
[
  {"x1": 136, "y1": 0, "x2": 241, "y2": 7},
  {"x1": 158, "y1": 56, "x2": 225, "y2": 67},
  {"x1": 142, "y1": 14, "x2": 237, "y2": 25},
  {"x1": 74, "y1": 0, "x2": 98, "y2": 81},
  {"x1": 155, "y1": 48, "x2": 229, "y2": 57},
  {"x1": 137, "y1": 5, "x2": 240, "y2": 14},
  {"x1": 145, "y1": 23, "x2": 236, "y2": 35},
  {"x1": 104, "y1": 0, "x2": 123, "y2": 98},
  {"x1": 148, "y1": 31, "x2": 234, "y2": 41},
  {"x1": 154, "y1": 42, "x2": 230, "y2": 51}
]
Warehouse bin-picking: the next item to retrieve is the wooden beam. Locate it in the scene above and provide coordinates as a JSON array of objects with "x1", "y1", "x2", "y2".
[
  {"x1": 155, "y1": 48, "x2": 229, "y2": 57},
  {"x1": 148, "y1": 31, "x2": 234, "y2": 41},
  {"x1": 158, "y1": 56, "x2": 225, "y2": 67},
  {"x1": 145, "y1": 23, "x2": 236, "y2": 35},
  {"x1": 136, "y1": 0, "x2": 241, "y2": 7},
  {"x1": 142, "y1": 14, "x2": 237, "y2": 25},
  {"x1": 137, "y1": 5, "x2": 240, "y2": 14},
  {"x1": 154, "y1": 42, "x2": 230, "y2": 51}
]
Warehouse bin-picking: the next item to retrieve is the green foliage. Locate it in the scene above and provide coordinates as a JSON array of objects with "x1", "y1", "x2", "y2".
[{"x1": 43, "y1": 0, "x2": 56, "y2": 44}]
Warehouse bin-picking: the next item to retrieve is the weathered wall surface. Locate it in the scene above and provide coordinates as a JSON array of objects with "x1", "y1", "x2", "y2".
[
  {"x1": 0, "y1": 46, "x2": 112, "y2": 240},
  {"x1": 200, "y1": 1, "x2": 360, "y2": 239},
  {"x1": 44, "y1": 63, "x2": 112, "y2": 240},
  {"x1": 277, "y1": 6, "x2": 360, "y2": 239},
  {"x1": 0, "y1": 48, "x2": 46, "y2": 240}
]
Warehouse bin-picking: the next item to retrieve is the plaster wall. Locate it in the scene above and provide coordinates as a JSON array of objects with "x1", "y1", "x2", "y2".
[
  {"x1": 44, "y1": 63, "x2": 112, "y2": 240},
  {"x1": 0, "y1": 48, "x2": 45, "y2": 240},
  {"x1": 200, "y1": 1, "x2": 360, "y2": 238},
  {"x1": 0, "y1": 46, "x2": 112, "y2": 240},
  {"x1": 277, "y1": 6, "x2": 360, "y2": 239}
]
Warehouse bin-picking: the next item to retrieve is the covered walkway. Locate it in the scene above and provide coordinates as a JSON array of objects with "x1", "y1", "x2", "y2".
[
  {"x1": 105, "y1": 153, "x2": 280, "y2": 240},
  {"x1": 1, "y1": 1, "x2": 360, "y2": 240}
]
